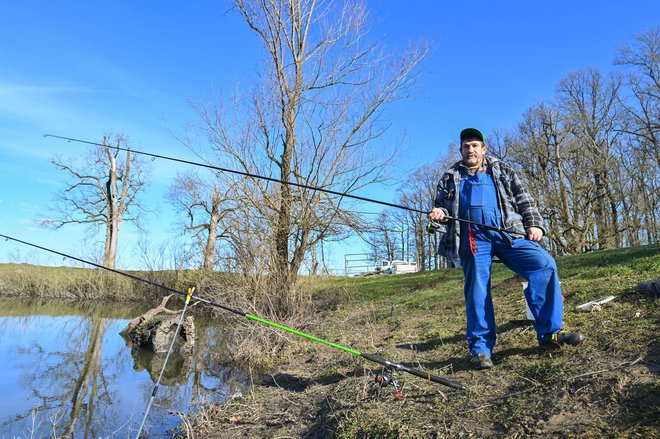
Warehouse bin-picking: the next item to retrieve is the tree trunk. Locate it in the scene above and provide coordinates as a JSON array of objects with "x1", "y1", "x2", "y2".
[
  {"x1": 102, "y1": 139, "x2": 126, "y2": 269},
  {"x1": 202, "y1": 185, "x2": 222, "y2": 271}
]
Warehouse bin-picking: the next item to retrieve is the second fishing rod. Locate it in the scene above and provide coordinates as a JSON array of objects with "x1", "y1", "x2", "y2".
[{"x1": 43, "y1": 134, "x2": 526, "y2": 237}]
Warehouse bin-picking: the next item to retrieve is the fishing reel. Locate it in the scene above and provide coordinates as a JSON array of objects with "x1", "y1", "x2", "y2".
[
  {"x1": 374, "y1": 373, "x2": 399, "y2": 388},
  {"x1": 427, "y1": 220, "x2": 443, "y2": 234},
  {"x1": 373, "y1": 372, "x2": 404, "y2": 398}
]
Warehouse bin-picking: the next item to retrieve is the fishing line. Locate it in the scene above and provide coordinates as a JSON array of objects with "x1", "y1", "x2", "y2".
[
  {"x1": 43, "y1": 134, "x2": 526, "y2": 236},
  {"x1": 136, "y1": 287, "x2": 195, "y2": 438},
  {"x1": 0, "y1": 232, "x2": 466, "y2": 392}
]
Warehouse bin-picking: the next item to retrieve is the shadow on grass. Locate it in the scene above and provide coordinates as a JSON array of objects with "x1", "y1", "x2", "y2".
[
  {"x1": 394, "y1": 333, "x2": 466, "y2": 352},
  {"x1": 261, "y1": 369, "x2": 354, "y2": 393},
  {"x1": 395, "y1": 319, "x2": 535, "y2": 353},
  {"x1": 261, "y1": 373, "x2": 313, "y2": 392},
  {"x1": 416, "y1": 346, "x2": 539, "y2": 375}
]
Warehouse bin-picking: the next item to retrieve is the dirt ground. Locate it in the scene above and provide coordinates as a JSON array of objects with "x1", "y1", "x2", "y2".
[{"x1": 188, "y1": 265, "x2": 659, "y2": 438}]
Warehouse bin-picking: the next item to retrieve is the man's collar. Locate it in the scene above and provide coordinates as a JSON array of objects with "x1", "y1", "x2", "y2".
[{"x1": 459, "y1": 157, "x2": 488, "y2": 174}]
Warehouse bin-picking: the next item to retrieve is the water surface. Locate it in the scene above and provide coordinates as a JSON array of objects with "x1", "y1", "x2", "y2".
[{"x1": 0, "y1": 297, "x2": 242, "y2": 438}]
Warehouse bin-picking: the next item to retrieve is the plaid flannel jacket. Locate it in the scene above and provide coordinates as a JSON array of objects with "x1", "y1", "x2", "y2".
[{"x1": 433, "y1": 156, "x2": 545, "y2": 267}]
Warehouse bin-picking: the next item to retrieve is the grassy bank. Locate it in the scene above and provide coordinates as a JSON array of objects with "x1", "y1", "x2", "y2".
[
  {"x1": 0, "y1": 263, "x2": 232, "y2": 302},
  {"x1": 191, "y1": 244, "x2": 660, "y2": 438}
]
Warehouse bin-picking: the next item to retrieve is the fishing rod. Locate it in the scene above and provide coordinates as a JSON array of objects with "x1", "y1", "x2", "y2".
[
  {"x1": 43, "y1": 134, "x2": 526, "y2": 237},
  {"x1": 136, "y1": 286, "x2": 195, "y2": 438},
  {"x1": 0, "y1": 232, "x2": 466, "y2": 391}
]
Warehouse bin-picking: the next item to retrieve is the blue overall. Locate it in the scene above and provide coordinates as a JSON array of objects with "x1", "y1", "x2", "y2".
[{"x1": 458, "y1": 168, "x2": 564, "y2": 357}]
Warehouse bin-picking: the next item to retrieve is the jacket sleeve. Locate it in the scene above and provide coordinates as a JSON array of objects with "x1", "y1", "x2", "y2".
[
  {"x1": 507, "y1": 165, "x2": 546, "y2": 234},
  {"x1": 433, "y1": 172, "x2": 452, "y2": 223}
]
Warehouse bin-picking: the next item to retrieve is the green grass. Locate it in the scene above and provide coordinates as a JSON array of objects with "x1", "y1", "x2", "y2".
[{"x1": 192, "y1": 243, "x2": 660, "y2": 438}]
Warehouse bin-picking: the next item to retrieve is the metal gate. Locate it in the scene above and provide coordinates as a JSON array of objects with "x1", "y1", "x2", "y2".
[{"x1": 344, "y1": 253, "x2": 373, "y2": 276}]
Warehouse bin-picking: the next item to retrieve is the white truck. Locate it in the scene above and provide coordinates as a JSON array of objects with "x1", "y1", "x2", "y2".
[{"x1": 375, "y1": 259, "x2": 418, "y2": 274}]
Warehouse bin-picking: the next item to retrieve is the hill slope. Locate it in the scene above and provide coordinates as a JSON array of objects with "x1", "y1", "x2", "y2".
[{"x1": 193, "y1": 245, "x2": 659, "y2": 438}]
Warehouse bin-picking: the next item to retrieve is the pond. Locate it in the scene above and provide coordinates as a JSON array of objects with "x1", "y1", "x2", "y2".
[{"x1": 0, "y1": 297, "x2": 245, "y2": 438}]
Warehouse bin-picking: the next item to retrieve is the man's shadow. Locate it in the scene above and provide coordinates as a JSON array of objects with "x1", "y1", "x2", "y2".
[{"x1": 395, "y1": 320, "x2": 540, "y2": 373}]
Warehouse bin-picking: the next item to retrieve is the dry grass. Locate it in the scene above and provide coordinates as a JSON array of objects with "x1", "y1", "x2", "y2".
[{"x1": 186, "y1": 244, "x2": 660, "y2": 438}]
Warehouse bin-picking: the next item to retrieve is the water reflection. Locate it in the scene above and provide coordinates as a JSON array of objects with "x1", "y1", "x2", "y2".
[
  {"x1": 130, "y1": 348, "x2": 193, "y2": 387},
  {"x1": 0, "y1": 298, "x2": 243, "y2": 438}
]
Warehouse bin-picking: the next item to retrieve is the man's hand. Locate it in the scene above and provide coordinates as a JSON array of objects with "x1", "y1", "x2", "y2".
[
  {"x1": 428, "y1": 208, "x2": 447, "y2": 222},
  {"x1": 527, "y1": 226, "x2": 543, "y2": 242}
]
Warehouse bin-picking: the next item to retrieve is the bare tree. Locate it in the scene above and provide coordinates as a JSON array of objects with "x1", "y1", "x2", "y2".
[
  {"x1": 369, "y1": 147, "x2": 458, "y2": 272},
  {"x1": 387, "y1": 30, "x2": 658, "y2": 256},
  {"x1": 43, "y1": 135, "x2": 147, "y2": 269},
  {"x1": 509, "y1": 104, "x2": 593, "y2": 253},
  {"x1": 615, "y1": 26, "x2": 660, "y2": 167},
  {"x1": 426, "y1": 144, "x2": 461, "y2": 268},
  {"x1": 191, "y1": 0, "x2": 428, "y2": 313},
  {"x1": 615, "y1": 27, "x2": 660, "y2": 244},
  {"x1": 396, "y1": 160, "x2": 447, "y2": 270},
  {"x1": 557, "y1": 67, "x2": 622, "y2": 249},
  {"x1": 167, "y1": 172, "x2": 236, "y2": 270},
  {"x1": 368, "y1": 210, "x2": 401, "y2": 263}
]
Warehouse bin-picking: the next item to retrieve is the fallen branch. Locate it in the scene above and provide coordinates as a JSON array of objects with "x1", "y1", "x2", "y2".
[
  {"x1": 120, "y1": 294, "x2": 198, "y2": 336},
  {"x1": 120, "y1": 294, "x2": 178, "y2": 336}
]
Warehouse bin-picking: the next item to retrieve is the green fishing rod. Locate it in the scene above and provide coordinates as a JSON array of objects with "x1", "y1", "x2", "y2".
[
  {"x1": 0, "y1": 233, "x2": 466, "y2": 391},
  {"x1": 43, "y1": 134, "x2": 526, "y2": 237}
]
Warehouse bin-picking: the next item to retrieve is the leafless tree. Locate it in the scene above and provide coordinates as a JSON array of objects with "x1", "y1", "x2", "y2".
[
  {"x1": 509, "y1": 104, "x2": 593, "y2": 253},
  {"x1": 369, "y1": 146, "x2": 458, "y2": 271},
  {"x1": 615, "y1": 27, "x2": 660, "y2": 244},
  {"x1": 167, "y1": 172, "x2": 236, "y2": 270},
  {"x1": 388, "y1": 30, "x2": 658, "y2": 257},
  {"x1": 395, "y1": 160, "x2": 446, "y2": 270},
  {"x1": 43, "y1": 135, "x2": 147, "y2": 269},
  {"x1": 425, "y1": 144, "x2": 461, "y2": 268},
  {"x1": 557, "y1": 67, "x2": 623, "y2": 249},
  {"x1": 368, "y1": 210, "x2": 401, "y2": 263},
  {"x1": 190, "y1": 0, "x2": 428, "y2": 314},
  {"x1": 504, "y1": 62, "x2": 655, "y2": 252},
  {"x1": 615, "y1": 26, "x2": 660, "y2": 167}
]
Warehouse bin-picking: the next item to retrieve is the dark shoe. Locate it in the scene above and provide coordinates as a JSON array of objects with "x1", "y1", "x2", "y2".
[
  {"x1": 471, "y1": 353, "x2": 494, "y2": 370},
  {"x1": 541, "y1": 331, "x2": 585, "y2": 348}
]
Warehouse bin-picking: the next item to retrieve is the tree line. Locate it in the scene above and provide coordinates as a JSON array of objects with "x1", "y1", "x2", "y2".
[{"x1": 371, "y1": 27, "x2": 659, "y2": 270}]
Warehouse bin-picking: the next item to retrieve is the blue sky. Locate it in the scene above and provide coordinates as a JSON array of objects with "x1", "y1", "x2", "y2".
[{"x1": 1, "y1": 1, "x2": 658, "y2": 271}]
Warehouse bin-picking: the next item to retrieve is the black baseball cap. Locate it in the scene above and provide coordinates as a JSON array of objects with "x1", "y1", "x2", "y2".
[{"x1": 460, "y1": 128, "x2": 484, "y2": 143}]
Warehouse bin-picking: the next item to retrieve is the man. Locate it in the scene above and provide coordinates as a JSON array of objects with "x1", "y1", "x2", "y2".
[{"x1": 429, "y1": 128, "x2": 584, "y2": 370}]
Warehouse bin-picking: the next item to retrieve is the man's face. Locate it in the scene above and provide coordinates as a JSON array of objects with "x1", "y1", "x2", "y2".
[{"x1": 460, "y1": 138, "x2": 487, "y2": 168}]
